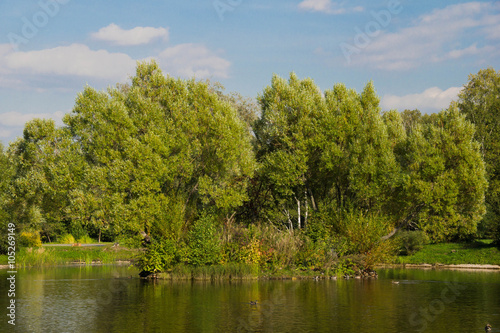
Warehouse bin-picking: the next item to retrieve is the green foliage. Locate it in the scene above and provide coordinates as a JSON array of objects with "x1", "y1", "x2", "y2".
[
  {"x1": 340, "y1": 211, "x2": 391, "y2": 254},
  {"x1": 63, "y1": 60, "x2": 256, "y2": 241},
  {"x1": 1, "y1": 64, "x2": 496, "y2": 272},
  {"x1": 58, "y1": 234, "x2": 76, "y2": 244},
  {"x1": 395, "y1": 105, "x2": 487, "y2": 242},
  {"x1": 398, "y1": 239, "x2": 500, "y2": 265},
  {"x1": 0, "y1": 143, "x2": 14, "y2": 254},
  {"x1": 187, "y1": 215, "x2": 222, "y2": 266},
  {"x1": 334, "y1": 258, "x2": 356, "y2": 277},
  {"x1": 77, "y1": 235, "x2": 94, "y2": 244},
  {"x1": 457, "y1": 68, "x2": 500, "y2": 242},
  {"x1": 18, "y1": 231, "x2": 42, "y2": 248},
  {"x1": 396, "y1": 230, "x2": 429, "y2": 256},
  {"x1": 138, "y1": 239, "x2": 180, "y2": 273},
  {"x1": 116, "y1": 233, "x2": 143, "y2": 249}
]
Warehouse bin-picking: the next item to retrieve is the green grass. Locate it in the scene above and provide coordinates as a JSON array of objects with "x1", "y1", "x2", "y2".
[
  {"x1": 396, "y1": 239, "x2": 500, "y2": 265},
  {"x1": 159, "y1": 263, "x2": 259, "y2": 280},
  {"x1": 0, "y1": 245, "x2": 139, "y2": 267}
]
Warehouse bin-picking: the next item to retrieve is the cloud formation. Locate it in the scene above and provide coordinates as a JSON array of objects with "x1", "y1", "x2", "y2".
[
  {"x1": 0, "y1": 110, "x2": 65, "y2": 141},
  {"x1": 346, "y1": 2, "x2": 500, "y2": 70},
  {"x1": 1, "y1": 43, "x2": 136, "y2": 82},
  {"x1": 158, "y1": 44, "x2": 231, "y2": 78},
  {"x1": 0, "y1": 39, "x2": 232, "y2": 90},
  {"x1": 91, "y1": 24, "x2": 169, "y2": 46},
  {"x1": 0, "y1": 111, "x2": 65, "y2": 127},
  {"x1": 298, "y1": 0, "x2": 363, "y2": 15},
  {"x1": 381, "y1": 86, "x2": 462, "y2": 113}
]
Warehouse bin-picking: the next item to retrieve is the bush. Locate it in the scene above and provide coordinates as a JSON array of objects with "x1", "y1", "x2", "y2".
[
  {"x1": 187, "y1": 215, "x2": 223, "y2": 266},
  {"x1": 138, "y1": 239, "x2": 177, "y2": 273},
  {"x1": 58, "y1": 234, "x2": 76, "y2": 244},
  {"x1": 341, "y1": 211, "x2": 391, "y2": 254},
  {"x1": 116, "y1": 233, "x2": 143, "y2": 248},
  {"x1": 396, "y1": 230, "x2": 429, "y2": 255},
  {"x1": 18, "y1": 231, "x2": 42, "y2": 248},
  {"x1": 77, "y1": 235, "x2": 94, "y2": 244}
]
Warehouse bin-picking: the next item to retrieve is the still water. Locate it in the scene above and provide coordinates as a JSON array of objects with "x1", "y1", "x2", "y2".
[{"x1": 1, "y1": 265, "x2": 499, "y2": 333}]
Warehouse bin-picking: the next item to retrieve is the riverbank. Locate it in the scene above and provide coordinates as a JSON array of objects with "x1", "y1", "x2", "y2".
[
  {"x1": 0, "y1": 243, "x2": 139, "y2": 268},
  {"x1": 3, "y1": 239, "x2": 500, "y2": 276},
  {"x1": 393, "y1": 239, "x2": 500, "y2": 266}
]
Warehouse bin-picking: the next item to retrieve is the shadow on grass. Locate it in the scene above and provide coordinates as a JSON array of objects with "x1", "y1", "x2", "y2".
[{"x1": 462, "y1": 239, "x2": 498, "y2": 250}]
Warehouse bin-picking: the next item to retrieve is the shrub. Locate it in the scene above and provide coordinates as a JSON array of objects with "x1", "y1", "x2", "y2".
[
  {"x1": 77, "y1": 235, "x2": 94, "y2": 244},
  {"x1": 187, "y1": 215, "x2": 222, "y2": 266},
  {"x1": 18, "y1": 231, "x2": 42, "y2": 248},
  {"x1": 341, "y1": 211, "x2": 391, "y2": 254},
  {"x1": 396, "y1": 230, "x2": 429, "y2": 256},
  {"x1": 138, "y1": 235, "x2": 184, "y2": 273},
  {"x1": 116, "y1": 233, "x2": 143, "y2": 248},
  {"x1": 58, "y1": 234, "x2": 76, "y2": 244}
]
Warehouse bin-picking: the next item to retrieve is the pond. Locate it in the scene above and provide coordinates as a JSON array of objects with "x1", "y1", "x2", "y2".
[{"x1": 1, "y1": 265, "x2": 499, "y2": 332}]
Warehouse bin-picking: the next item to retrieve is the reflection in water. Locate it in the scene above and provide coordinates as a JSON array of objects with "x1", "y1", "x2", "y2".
[{"x1": 0, "y1": 266, "x2": 499, "y2": 332}]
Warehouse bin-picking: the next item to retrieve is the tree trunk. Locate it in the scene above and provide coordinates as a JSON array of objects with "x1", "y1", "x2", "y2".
[
  {"x1": 285, "y1": 209, "x2": 293, "y2": 231},
  {"x1": 309, "y1": 188, "x2": 317, "y2": 211},
  {"x1": 304, "y1": 190, "x2": 309, "y2": 229},
  {"x1": 98, "y1": 229, "x2": 101, "y2": 243},
  {"x1": 296, "y1": 197, "x2": 301, "y2": 229}
]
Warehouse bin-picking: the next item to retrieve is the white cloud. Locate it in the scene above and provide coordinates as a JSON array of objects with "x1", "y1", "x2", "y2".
[
  {"x1": 158, "y1": 44, "x2": 231, "y2": 78},
  {"x1": 0, "y1": 41, "x2": 231, "y2": 89},
  {"x1": 3, "y1": 43, "x2": 136, "y2": 81},
  {"x1": 381, "y1": 86, "x2": 463, "y2": 113},
  {"x1": 0, "y1": 111, "x2": 65, "y2": 127},
  {"x1": 345, "y1": 2, "x2": 500, "y2": 70},
  {"x1": 298, "y1": 0, "x2": 363, "y2": 15},
  {"x1": 91, "y1": 24, "x2": 169, "y2": 46},
  {"x1": 0, "y1": 110, "x2": 66, "y2": 143}
]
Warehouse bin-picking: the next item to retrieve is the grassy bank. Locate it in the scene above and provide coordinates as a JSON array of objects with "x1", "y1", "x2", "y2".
[
  {"x1": 395, "y1": 239, "x2": 500, "y2": 265},
  {"x1": 0, "y1": 244, "x2": 139, "y2": 267}
]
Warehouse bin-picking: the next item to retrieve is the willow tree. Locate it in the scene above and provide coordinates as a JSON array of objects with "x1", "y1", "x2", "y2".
[
  {"x1": 0, "y1": 143, "x2": 14, "y2": 252},
  {"x1": 253, "y1": 73, "x2": 325, "y2": 229},
  {"x1": 64, "y1": 61, "x2": 256, "y2": 241},
  {"x1": 389, "y1": 105, "x2": 487, "y2": 242},
  {"x1": 319, "y1": 82, "x2": 400, "y2": 217},
  {"x1": 253, "y1": 74, "x2": 399, "y2": 237},
  {"x1": 7, "y1": 119, "x2": 85, "y2": 241},
  {"x1": 457, "y1": 68, "x2": 500, "y2": 240}
]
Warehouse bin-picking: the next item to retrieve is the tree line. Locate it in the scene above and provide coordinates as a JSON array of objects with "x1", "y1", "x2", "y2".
[{"x1": 0, "y1": 62, "x2": 498, "y2": 271}]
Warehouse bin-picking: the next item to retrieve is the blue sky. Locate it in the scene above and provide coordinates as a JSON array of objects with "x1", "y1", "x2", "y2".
[{"x1": 1, "y1": 0, "x2": 499, "y2": 145}]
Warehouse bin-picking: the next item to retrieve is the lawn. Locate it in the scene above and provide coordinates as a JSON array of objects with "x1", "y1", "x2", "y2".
[{"x1": 397, "y1": 239, "x2": 500, "y2": 265}]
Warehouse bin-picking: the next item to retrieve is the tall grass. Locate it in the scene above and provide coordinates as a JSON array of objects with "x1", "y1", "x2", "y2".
[
  {"x1": 14, "y1": 245, "x2": 138, "y2": 267},
  {"x1": 17, "y1": 248, "x2": 65, "y2": 267},
  {"x1": 166, "y1": 263, "x2": 258, "y2": 280}
]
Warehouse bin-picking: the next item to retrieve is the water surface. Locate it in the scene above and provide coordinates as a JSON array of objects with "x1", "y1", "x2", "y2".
[{"x1": 1, "y1": 266, "x2": 499, "y2": 332}]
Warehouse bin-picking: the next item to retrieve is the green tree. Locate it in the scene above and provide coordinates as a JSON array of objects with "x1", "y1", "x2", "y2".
[
  {"x1": 0, "y1": 143, "x2": 15, "y2": 253},
  {"x1": 7, "y1": 119, "x2": 85, "y2": 242},
  {"x1": 394, "y1": 105, "x2": 487, "y2": 241},
  {"x1": 64, "y1": 61, "x2": 256, "y2": 242},
  {"x1": 457, "y1": 68, "x2": 500, "y2": 240},
  {"x1": 253, "y1": 73, "x2": 324, "y2": 229},
  {"x1": 252, "y1": 74, "x2": 398, "y2": 247}
]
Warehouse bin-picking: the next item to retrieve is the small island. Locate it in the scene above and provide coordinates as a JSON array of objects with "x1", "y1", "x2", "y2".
[{"x1": 1, "y1": 65, "x2": 499, "y2": 281}]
